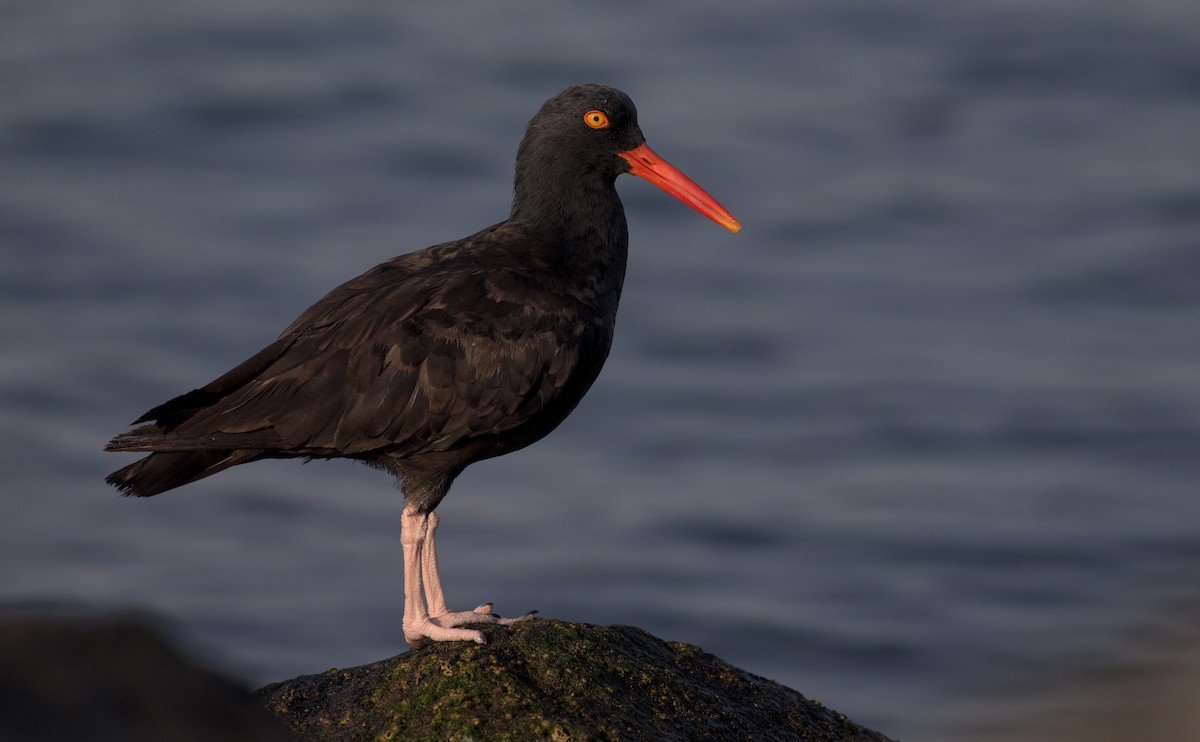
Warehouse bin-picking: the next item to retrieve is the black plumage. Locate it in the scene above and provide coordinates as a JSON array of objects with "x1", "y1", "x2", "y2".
[
  {"x1": 106, "y1": 220, "x2": 619, "y2": 512},
  {"x1": 105, "y1": 84, "x2": 738, "y2": 646}
]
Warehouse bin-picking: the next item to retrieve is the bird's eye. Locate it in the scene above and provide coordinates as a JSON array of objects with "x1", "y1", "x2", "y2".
[{"x1": 583, "y1": 110, "x2": 610, "y2": 129}]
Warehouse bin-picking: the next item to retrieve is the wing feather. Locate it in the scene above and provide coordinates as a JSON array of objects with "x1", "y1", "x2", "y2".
[{"x1": 112, "y1": 222, "x2": 610, "y2": 462}]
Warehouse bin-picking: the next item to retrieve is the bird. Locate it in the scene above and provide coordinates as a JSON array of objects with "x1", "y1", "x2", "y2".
[{"x1": 105, "y1": 83, "x2": 740, "y2": 648}]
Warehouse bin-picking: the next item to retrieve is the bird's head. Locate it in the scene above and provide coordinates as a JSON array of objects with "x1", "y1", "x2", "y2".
[{"x1": 515, "y1": 84, "x2": 741, "y2": 233}]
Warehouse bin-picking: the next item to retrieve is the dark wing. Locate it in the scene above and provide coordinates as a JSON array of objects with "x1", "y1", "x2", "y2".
[{"x1": 107, "y1": 223, "x2": 609, "y2": 460}]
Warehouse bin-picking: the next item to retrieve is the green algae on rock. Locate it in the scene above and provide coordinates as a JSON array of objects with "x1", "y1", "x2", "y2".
[{"x1": 255, "y1": 619, "x2": 892, "y2": 741}]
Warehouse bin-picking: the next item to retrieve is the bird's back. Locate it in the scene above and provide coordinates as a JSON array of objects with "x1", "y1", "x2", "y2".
[{"x1": 106, "y1": 219, "x2": 624, "y2": 502}]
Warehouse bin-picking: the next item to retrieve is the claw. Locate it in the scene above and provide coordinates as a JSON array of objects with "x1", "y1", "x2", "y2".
[{"x1": 495, "y1": 609, "x2": 537, "y2": 626}]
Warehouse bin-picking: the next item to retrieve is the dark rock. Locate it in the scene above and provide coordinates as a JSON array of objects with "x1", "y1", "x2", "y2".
[
  {"x1": 255, "y1": 619, "x2": 892, "y2": 741},
  {"x1": 0, "y1": 606, "x2": 297, "y2": 742}
]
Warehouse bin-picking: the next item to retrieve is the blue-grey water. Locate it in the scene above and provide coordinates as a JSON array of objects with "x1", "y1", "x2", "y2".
[{"x1": 3, "y1": 2, "x2": 1199, "y2": 739}]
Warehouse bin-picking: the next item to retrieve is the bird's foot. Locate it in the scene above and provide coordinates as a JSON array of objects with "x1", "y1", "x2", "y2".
[
  {"x1": 432, "y1": 602, "x2": 538, "y2": 629},
  {"x1": 405, "y1": 604, "x2": 538, "y2": 648}
]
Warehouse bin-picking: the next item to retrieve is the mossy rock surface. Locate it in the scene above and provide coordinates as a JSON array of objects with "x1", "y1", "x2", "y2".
[{"x1": 255, "y1": 619, "x2": 892, "y2": 742}]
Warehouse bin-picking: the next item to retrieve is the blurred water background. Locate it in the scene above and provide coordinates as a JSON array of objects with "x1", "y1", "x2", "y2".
[{"x1": 3, "y1": 1, "x2": 1199, "y2": 739}]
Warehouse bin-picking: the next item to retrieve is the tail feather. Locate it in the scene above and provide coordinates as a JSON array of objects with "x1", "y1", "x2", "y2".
[
  {"x1": 105, "y1": 426, "x2": 283, "y2": 453},
  {"x1": 105, "y1": 450, "x2": 261, "y2": 497}
]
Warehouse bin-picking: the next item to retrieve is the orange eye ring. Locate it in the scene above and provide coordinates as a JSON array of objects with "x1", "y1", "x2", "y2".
[{"x1": 583, "y1": 110, "x2": 610, "y2": 129}]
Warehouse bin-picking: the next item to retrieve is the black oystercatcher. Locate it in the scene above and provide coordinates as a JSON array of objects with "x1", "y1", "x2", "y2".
[{"x1": 105, "y1": 84, "x2": 740, "y2": 647}]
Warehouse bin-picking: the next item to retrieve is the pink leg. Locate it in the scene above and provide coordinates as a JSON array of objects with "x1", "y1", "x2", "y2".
[{"x1": 400, "y1": 504, "x2": 534, "y2": 648}]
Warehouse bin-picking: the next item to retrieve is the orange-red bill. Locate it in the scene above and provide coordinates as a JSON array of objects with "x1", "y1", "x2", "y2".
[{"x1": 618, "y1": 142, "x2": 741, "y2": 233}]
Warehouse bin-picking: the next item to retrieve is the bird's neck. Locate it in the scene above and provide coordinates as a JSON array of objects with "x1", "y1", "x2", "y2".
[{"x1": 509, "y1": 168, "x2": 630, "y2": 287}]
